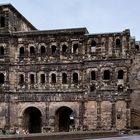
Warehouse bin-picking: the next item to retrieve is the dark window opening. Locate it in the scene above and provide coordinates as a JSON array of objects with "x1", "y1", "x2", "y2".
[
  {"x1": 41, "y1": 46, "x2": 46, "y2": 56},
  {"x1": 73, "y1": 73, "x2": 78, "y2": 83},
  {"x1": 135, "y1": 45, "x2": 139, "y2": 51},
  {"x1": 91, "y1": 71, "x2": 96, "y2": 80},
  {"x1": 19, "y1": 74, "x2": 24, "y2": 84},
  {"x1": 51, "y1": 73, "x2": 56, "y2": 84},
  {"x1": 103, "y1": 70, "x2": 110, "y2": 80},
  {"x1": 118, "y1": 70, "x2": 124, "y2": 79},
  {"x1": 62, "y1": 73, "x2": 67, "y2": 84},
  {"x1": 30, "y1": 74, "x2": 35, "y2": 84},
  {"x1": 116, "y1": 39, "x2": 121, "y2": 47},
  {"x1": 90, "y1": 85, "x2": 95, "y2": 92},
  {"x1": 41, "y1": 74, "x2": 45, "y2": 84},
  {"x1": 118, "y1": 85, "x2": 123, "y2": 92},
  {"x1": 0, "y1": 16, "x2": 5, "y2": 28},
  {"x1": 0, "y1": 73, "x2": 4, "y2": 84},
  {"x1": 62, "y1": 45, "x2": 67, "y2": 54},
  {"x1": 30, "y1": 46, "x2": 35, "y2": 56},
  {"x1": 73, "y1": 44, "x2": 78, "y2": 54},
  {"x1": 51, "y1": 45, "x2": 56, "y2": 55},
  {"x1": 19, "y1": 47, "x2": 25, "y2": 57},
  {"x1": 0, "y1": 46, "x2": 4, "y2": 56},
  {"x1": 91, "y1": 41, "x2": 96, "y2": 47}
]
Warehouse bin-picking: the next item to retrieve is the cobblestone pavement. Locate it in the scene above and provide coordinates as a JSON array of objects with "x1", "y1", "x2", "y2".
[{"x1": 85, "y1": 135, "x2": 140, "y2": 140}]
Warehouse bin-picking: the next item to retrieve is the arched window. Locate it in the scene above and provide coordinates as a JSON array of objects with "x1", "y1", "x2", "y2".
[
  {"x1": 40, "y1": 46, "x2": 46, "y2": 55},
  {"x1": 51, "y1": 73, "x2": 56, "y2": 84},
  {"x1": 91, "y1": 41, "x2": 96, "y2": 47},
  {"x1": 91, "y1": 41, "x2": 96, "y2": 52},
  {"x1": 30, "y1": 74, "x2": 35, "y2": 84},
  {"x1": 19, "y1": 74, "x2": 24, "y2": 84},
  {"x1": 0, "y1": 73, "x2": 4, "y2": 84},
  {"x1": 51, "y1": 45, "x2": 56, "y2": 55},
  {"x1": 62, "y1": 45, "x2": 67, "y2": 54},
  {"x1": 103, "y1": 70, "x2": 110, "y2": 80},
  {"x1": 62, "y1": 73, "x2": 67, "y2": 84},
  {"x1": 118, "y1": 70, "x2": 124, "y2": 79},
  {"x1": 116, "y1": 39, "x2": 121, "y2": 47},
  {"x1": 40, "y1": 74, "x2": 45, "y2": 84},
  {"x1": 73, "y1": 73, "x2": 78, "y2": 83},
  {"x1": 73, "y1": 44, "x2": 78, "y2": 54},
  {"x1": 91, "y1": 71, "x2": 96, "y2": 80},
  {"x1": 0, "y1": 16, "x2": 5, "y2": 28},
  {"x1": 30, "y1": 46, "x2": 35, "y2": 56},
  {"x1": 19, "y1": 47, "x2": 24, "y2": 57},
  {"x1": 0, "y1": 46, "x2": 4, "y2": 56}
]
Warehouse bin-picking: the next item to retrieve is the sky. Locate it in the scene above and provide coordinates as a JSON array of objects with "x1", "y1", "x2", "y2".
[{"x1": 0, "y1": 0, "x2": 140, "y2": 40}]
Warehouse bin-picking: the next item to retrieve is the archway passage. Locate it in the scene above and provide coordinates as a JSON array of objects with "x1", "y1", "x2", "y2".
[
  {"x1": 23, "y1": 107, "x2": 42, "y2": 133},
  {"x1": 131, "y1": 109, "x2": 140, "y2": 129},
  {"x1": 56, "y1": 106, "x2": 74, "y2": 132}
]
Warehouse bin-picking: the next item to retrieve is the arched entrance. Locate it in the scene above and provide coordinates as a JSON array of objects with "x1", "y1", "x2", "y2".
[
  {"x1": 55, "y1": 106, "x2": 74, "y2": 132},
  {"x1": 131, "y1": 109, "x2": 140, "y2": 129},
  {"x1": 23, "y1": 107, "x2": 42, "y2": 133}
]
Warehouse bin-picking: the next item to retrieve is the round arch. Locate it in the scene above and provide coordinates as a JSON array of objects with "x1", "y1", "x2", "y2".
[
  {"x1": 55, "y1": 106, "x2": 75, "y2": 132},
  {"x1": 22, "y1": 107, "x2": 42, "y2": 133},
  {"x1": 131, "y1": 109, "x2": 140, "y2": 129}
]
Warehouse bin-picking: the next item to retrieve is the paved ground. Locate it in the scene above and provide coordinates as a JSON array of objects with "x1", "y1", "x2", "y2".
[{"x1": 85, "y1": 135, "x2": 140, "y2": 140}]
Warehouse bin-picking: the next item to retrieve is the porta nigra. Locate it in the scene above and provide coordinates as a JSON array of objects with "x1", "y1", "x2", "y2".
[{"x1": 0, "y1": 3, "x2": 139, "y2": 133}]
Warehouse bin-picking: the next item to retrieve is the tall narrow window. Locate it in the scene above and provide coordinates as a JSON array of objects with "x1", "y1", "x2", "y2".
[
  {"x1": 0, "y1": 16, "x2": 5, "y2": 28},
  {"x1": 91, "y1": 41, "x2": 96, "y2": 52},
  {"x1": 30, "y1": 74, "x2": 35, "y2": 84},
  {"x1": 0, "y1": 73, "x2": 4, "y2": 84},
  {"x1": 51, "y1": 45, "x2": 56, "y2": 55},
  {"x1": 30, "y1": 46, "x2": 35, "y2": 56},
  {"x1": 118, "y1": 70, "x2": 124, "y2": 79},
  {"x1": 116, "y1": 39, "x2": 121, "y2": 47},
  {"x1": 103, "y1": 70, "x2": 110, "y2": 80},
  {"x1": 41, "y1": 74, "x2": 45, "y2": 84},
  {"x1": 73, "y1": 44, "x2": 78, "y2": 54},
  {"x1": 0, "y1": 46, "x2": 4, "y2": 56},
  {"x1": 19, "y1": 74, "x2": 24, "y2": 84},
  {"x1": 73, "y1": 73, "x2": 78, "y2": 83},
  {"x1": 41, "y1": 46, "x2": 46, "y2": 56},
  {"x1": 91, "y1": 71, "x2": 96, "y2": 80},
  {"x1": 19, "y1": 47, "x2": 24, "y2": 57},
  {"x1": 51, "y1": 73, "x2": 56, "y2": 84},
  {"x1": 62, "y1": 45, "x2": 67, "y2": 54},
  {"x1": 62, "y1": 73, "x2": 67, "y2": 84}
]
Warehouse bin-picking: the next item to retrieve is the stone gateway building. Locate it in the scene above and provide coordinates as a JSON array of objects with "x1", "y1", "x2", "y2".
[{"x1": 0, "y1": 3, "x2": 139, "y2": 133}]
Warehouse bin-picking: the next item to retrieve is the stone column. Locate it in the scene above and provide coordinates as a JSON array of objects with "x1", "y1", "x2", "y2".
[
  {"x1": 42, "y1": 102, "x2": 50, "y2": 132},
  {"x1": 97, "y1": 100, "x2": 101, "y2": 129},
  {"x1": 126, "y1": 99, "x2": 131, "y2": 129},
  {"x1": 111, "y1": 101, "x2": 116, "y2": 129},
  {"x1": 78, "y1": 100, "x2": 85, "y2": 130}
]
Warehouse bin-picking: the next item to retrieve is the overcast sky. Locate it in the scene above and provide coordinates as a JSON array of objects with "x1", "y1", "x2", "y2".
[{"x1": 1, "y1": 0, "x2": 140, "y2": 40}]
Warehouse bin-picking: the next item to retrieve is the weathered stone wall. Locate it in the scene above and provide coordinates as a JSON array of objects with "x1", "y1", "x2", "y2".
[
  {"x1": 0, "y1": 4, "x2": 133, "y2": 132},
  {"x1": 116, "y1": 101, "x2": 127, "y2": 130},
  {"x1": 101, "y1": 101, "x2": 112, "y2": 129},
  {"x1": 84, "y1": 101, "x2": 97, "y2": 130}
]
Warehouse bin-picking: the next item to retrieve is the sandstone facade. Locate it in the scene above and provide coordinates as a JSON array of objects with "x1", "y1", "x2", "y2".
[{"x1": 0, "y1": 4, "x2": 138, "y2": 133}]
